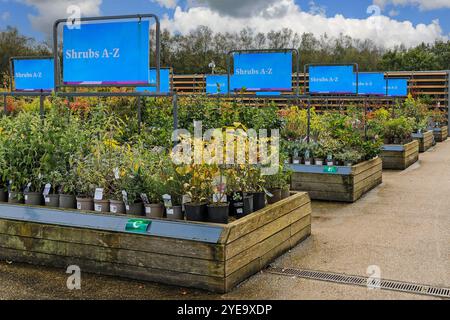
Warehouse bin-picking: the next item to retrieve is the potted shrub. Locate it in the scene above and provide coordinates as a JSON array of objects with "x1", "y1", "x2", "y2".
[
  {"x1": 42, "y1": 170, "x2": 62, "y2": 208},
  {"x1": 243, "y1": 165, "x2": 266, "y2": 211},
  {"x1": 74, "y1": 155, "x2": 95, "y2": 211},
  {"x1": 226, "y1": 166, "x2": 254, "y2": 219},
  {"x1": 336, "y1": 149, "x2": 362, "y2": 167},
  {"x1": 161, "y1": 163, "x2": 185, "y2": 220},
  {"x1": 264, "y1": 165, "x2": 284, "y2": 204},
  {"x1": 205, "y1": 165, "x2": 229, "y2": 224},
  {"x1": 59, "y1": 169, "x2": 78, "y2": 209},
  {"x1": 179, "y1": 164, "x2": 211, "y2": 222},
  {"x1": 141, "y1": 162, "x2": 165, "y2": 218}
]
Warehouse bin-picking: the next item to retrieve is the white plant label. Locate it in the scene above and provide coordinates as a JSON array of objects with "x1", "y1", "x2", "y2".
[
  {"x1": 145, "y1": 207, "x2": 151, "y2": 214},
  {"x1": 140, "y1": 193, "x2": 149, "y2": 205},
  {"x1": 25, "y1": 195, "x2": 28, "y2": 201},
  {"x1": 263, "y1": 187, "x2": 274, "y2": 198},
  {"x1": 293, "y1": 159, "x2": 300, "y2": 164},
  {"x1": 213, "y1": 193, "x2": 226, "y2": 203},
  {"x1": 162, "y1": 194, "x2": 172, "y2": 208},
  {"x1": 166, "y1": 208, "x2": 174, "y2": 215},
  {"x1": 44, "y1": 197, "x2": 50, "y2": 203},
  {"x1": 327, "y1": 161, "x2": 334, "y2": 166},
  {"x1": 94, "y1": 204, "x2": 103, "y2": 212},
  {"x1": 122, "y1": 190, "x2": 128, "y2": 205},
  {"x1": 305, "y1": 160, "x2": 311, "y2": 165},
  {"x1": 110, "y1": 205, "x2": 117, "y2": 213},
  {"x1": 94, "y1": 188, "x2": 104, "y2": 201},
  {"x1": 43, "y1": 183, "x2": 51, "y2": 196},
  {"x1": 77, "y1": 202, "x2": 82, "y2": 210},
  {"x1": 113, "y1": 167, "x2": 120, "y2": 180},
  {"x1": 125, "y1": 205, "x2": 130, "y2": 211}
]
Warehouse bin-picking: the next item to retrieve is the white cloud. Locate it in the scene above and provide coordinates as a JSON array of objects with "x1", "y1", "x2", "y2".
[
  {"x1": 373, "y1": 0, "x2": 450, "y2": 11},
  {"x1": 196, "y1": 0, "x2": 280, "y2": 17},
  {"x1": 308, "y1": 0, "x2": 326, "y2": 16},
  {"x1": 389, "y1": 9, "x2": 400, "y2": 16},
  {"x1": 17, "y1": 0, "x2": 102, "y2": 34},
  {"x1": 152, "y1": 0, "x2": 178, "y2": 9},
  {"x1": 162, "y1": 0, "x2": 447, "y2": 48}
]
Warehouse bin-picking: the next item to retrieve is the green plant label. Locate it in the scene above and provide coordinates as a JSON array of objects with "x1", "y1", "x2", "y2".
[
  {"x1": 125, "y1": 219, "x2": 151, "y2": 233},
  {"x1": 323, "y1": 166, "x2": 338, "y2": 173}
]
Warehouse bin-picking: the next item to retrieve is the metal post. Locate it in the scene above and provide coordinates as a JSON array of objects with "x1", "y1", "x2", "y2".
[
  {"x1": 307, "y1": 99, "x2": 311, "y2": 144},
  {"x1": 137, "y1": 97, "x2": 142, "y2": 134},
  {"x1": 173, "y1": 94, "x2": 178, "y2": 130},
  {"x1": 447, "y1": 70, "x2": 450, "y2": 127},
  {"x1": 39, "y1": 91, "x2": 45, "y2": 121}
]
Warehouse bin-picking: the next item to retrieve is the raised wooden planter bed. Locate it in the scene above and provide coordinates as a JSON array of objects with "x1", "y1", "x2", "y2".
[
  {"x1": 0, "y1": 192, "x2": 311, "y2": 293},
  {"x1": 433, "y1": 126, "x2": 448, "y2": 142},
  {"x1": 412, "y1": 130, "x2": 434, "y2": 152},
  {"x1": 290, "y1": 157, "x2": 382, "y2": 202},
  {"x1": 380, "y1": 140, "x2": 419, "y2": 170}
]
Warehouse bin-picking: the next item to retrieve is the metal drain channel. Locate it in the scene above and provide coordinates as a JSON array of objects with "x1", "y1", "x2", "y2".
[{"x1": 266, "y1": 266, "x2": 450, "y2": 299}]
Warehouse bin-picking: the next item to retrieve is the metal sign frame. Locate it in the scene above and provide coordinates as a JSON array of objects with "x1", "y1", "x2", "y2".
[
  {"x1": 304, "y1": 63, "x2": 359, "y2": 95},
  {"x1": 9, "y1": 56, "x2": 55, "y2": 92},
  {"x1": 53, "y1": 14, "x2": 161, "y2": 92},
  {"x1": 226, "y1": 48, "x2": 300, "y2": 96}
]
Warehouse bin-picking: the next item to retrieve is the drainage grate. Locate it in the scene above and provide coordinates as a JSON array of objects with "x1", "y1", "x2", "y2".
[{"x1": 266, "y1": 266, "x2": 450, "y2": 299}]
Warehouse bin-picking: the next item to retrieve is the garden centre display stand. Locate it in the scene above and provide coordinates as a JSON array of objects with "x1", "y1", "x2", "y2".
[
  {"x1": 0, "y1": 192, "x2": 311, "y2": 293},
  {"x1": 290, "y1": 157, "x2": 382, "y2": 202},
  {"x1": 433, "y1": 126, "x2": 448, "y2": 142},
  {"x1": 412, "y1": 130, "x2": 434, "y2": 152},
  {"x1": 380, "y1": 140, "x2": 419, "y2": 170}
]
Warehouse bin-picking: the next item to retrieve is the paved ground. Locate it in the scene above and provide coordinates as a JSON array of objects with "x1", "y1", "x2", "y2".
[{"x1": 1, "y1": 141, "x2": 449, "y2": 300}]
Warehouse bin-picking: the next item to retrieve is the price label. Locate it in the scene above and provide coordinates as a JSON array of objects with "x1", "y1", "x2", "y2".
[{"x1": 125, "y1": 219, "x2": 151, "y2": 233}]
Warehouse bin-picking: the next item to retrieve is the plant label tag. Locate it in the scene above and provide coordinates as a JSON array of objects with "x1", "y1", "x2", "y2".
[
  {"x1": 126, "y1": 205, "x2": 130, "y2": 211},
  {"x1": 24, "y1": 182, "x2": 32, "y2": 193},
  {"x1": 327, "y1": 161, "x2": 334, "y2": 166},
  {"x1": 162, "y1": 194, "x2": 172, "y2": 208},
  {"x1": 113, "y1": 167, "x2": 120, "y2": 180},
  {"x1": 43, "y1": 183, "x2": 51, "y2": 196},
  {"x1": 166, "y1": 208, "x2": 174, "y2": 215},
  {"x1": 24, "y1": 195, "x2": 28, "y2": 201},
  {"x1": 44, "y1": 197, "x2": 50, "y2": 203},
  {"x1": 263, "y1": 187, "x2": 274, "y2": 198},
  {"x1": 122, "y1": 190, "x2": 129, "y2": 205},
  {"x1": 94, "y1": 188, "x2": 104, "y2": 200},
  {"x1": 182, "y1": 194, "x2": 191, "y2": 211},
  {"x1": 77, "y1": 202, "x2": 81, "y2": 210},
  {"x1": 110, "y1": 205, "x2": 117, "y2": 213},
  {"x1": 145, "y1": 207, "x2": 151, "y2": 214},
  {"x1": 237, "y1": 208, "x2": 243, "y2": 214},
  {"x1": 305, "y1": 160, "x2": 311, "y2": 165},
  {"x1": 140, "y1": 193, "x2": 150, "y2": 205},
  {"x1": 293, "y1": 159, "x2": 300, "y2": 164},
  {"x1": 94, "y1": 204, "x2": 103, "y2": 212},
  {"x1": 213, "y1": 193, "x2": 226, "y2": 203}
]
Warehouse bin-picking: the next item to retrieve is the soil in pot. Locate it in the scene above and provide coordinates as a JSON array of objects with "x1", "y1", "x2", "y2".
[
  {"x1": 145, "y1": 203, "x2": 164, "y2": 218},
  {"x1": 250, "y1": 192, "x2": 266, "y2": 211},
  {"x1": 24, "y1": 192, "x2": 43, "y2": 206},
  {"x1": 8, "y1": 191, "x2": 24, "y2": 204},
  {"x1": 44, "y1": 194, "x2": 59, "y2": 207},
  {"x1": 281, "y1": 187, "x2": 290, "y2": 200},
  {"x1": 59, "y1": 194, "x2": 76, "y2": 209},
  {"x1": 267, "y1": 188, "x2": 282, "y2": 204},
  {"x1": 0, "y1": 189, "x2": 8, "y2": 202},
  {"x1": 165, "y1": 205, "x2": 184, "y2": 220},
  {"x1": 185, "y1": 202, "x2": 207, "y2": 222},
  {"x1": 126, "y1": 202, "x2": 145, "y2": 216},
  {"x1": 94, "y1": 199, "x2": 110, "y2": 213},
  {"x1": 109, "y1": 200, "x2": 126, "y2": 214},
  {"x1": 76, "y1": 197, "x2": 94, "y2": 211},
  {"x1": 207, "y1": 203, "x2": 229, "y2": 224}
]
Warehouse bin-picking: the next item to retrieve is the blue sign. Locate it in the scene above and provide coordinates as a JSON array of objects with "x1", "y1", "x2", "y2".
[
  {"x1": 63, "y1": 21, "x2": 150, "y2": 85},
  {"x1": 231, "y1": 52, "x2": 292, "y2": 92},
  {"x1": 206, "y1": 75, "x2": 228, "y2": 94},
  {"x1": 386, "y1": 78, "x2": 408, "y2": 96},
  {"x1": 136, "y1": 68, "x2": 171, "y2": 93},
  {"x1": 309, "y1": 65, "x2": 356, "y2": 94},
  {"x1": 355, "y1": 73, "x2": 386, "y2": 95},
  {"x1": 12, "y1": 58, "x2": 54, "y2": 91}
]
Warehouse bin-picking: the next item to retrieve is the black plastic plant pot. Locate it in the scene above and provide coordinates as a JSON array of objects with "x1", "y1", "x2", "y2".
[
  {"x1": 236, "y1": 195, "x2": 254, "y2": 219},
  {"x1": 24, "y1": 192, "x2": 43, "y2": 206},
  {"x1": 76, "y1": 197, "x2": 94, "y2": 211},
  {"x1": 126, "y1": 202, "x2": 145, "y2": 216},
  {"x1": 207, "y1": 203, "x2": 229, "y2": 224},
  {"x1": 109, "y1": 200, "x2": 126, "y2": 214},
  {"x1": 250, "y1": 192, "x2": 266, "y2": 211},
  {"x1": 59, "y1": 194, "x2": 76, "y2": 209},
  {"x1": 44, "y1": 194, "x2": 59, "y2": 207},
  {"x1": 166, "y1": 205, "x2": 184, "y2": 220},
  {"x1": 281, "y1": 187, "x2": 290, "y2": 200},
  {"x1": 267, "y1": 188, "x2": 282, "y2": 204},
  {"x1": 0, "y1": 190, "x2": 8, "y2": 202},
  {"x1": 185, "y1": 202, "x2": 207, "y2": 222},
  {"x1": 8, "y1": 191, "x2": 24, "y2": 204},
  {"x1": 94, "y1": 199, "x2": 110, "y2": 213},
  {"x1": 145, "y1": 203, "x2": 164, "y2": 218}
]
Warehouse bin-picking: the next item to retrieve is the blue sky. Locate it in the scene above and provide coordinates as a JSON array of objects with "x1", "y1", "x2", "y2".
[{"x1": 1, "y1": 0, "x2": 449, "y2": 47}]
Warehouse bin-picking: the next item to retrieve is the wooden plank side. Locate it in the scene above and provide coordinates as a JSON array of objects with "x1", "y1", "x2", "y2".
[
  {"x1": 225, "y1": 204, "x2": 311, "y2": 259},
  {"x1": 306, "y1": 190, "x2": 353, "y2": 202},
  {"x1": 354, "y1": 170, "x2": 382, "y2": 194},
  {"x1": 353, "y1": 175, "x2": 382, "y2": 201},
  {"x1": 225, "y1": 214, "x2": 311, "y2": 276},
  {"x1": 351, "y1": 157, "x2": 381, "y2": 176},
  {"x1": 291, "y1": 180, "x2": 352, "y2": 193},
  {"x1": 352, "y1": 161, "x2": 383, "y2": 184},
  {"x1": 292, "y1": 172, "x2": 349, "y2": 184},
  {"x1": 224, "y1": 225, "x2": 311, "y2": 292},
  {"x1": 224, "y1": 192, "x2": 310, "y2": 244},
  {"x1": 0, "y1": 233, "x2": 225, "y2": 277},
  {"x1": 0, "y1": 247, "x2": 226, "y2": 293},
  {"x1": 0, "y1": 219, "x2": 224, "y2": 261}
]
